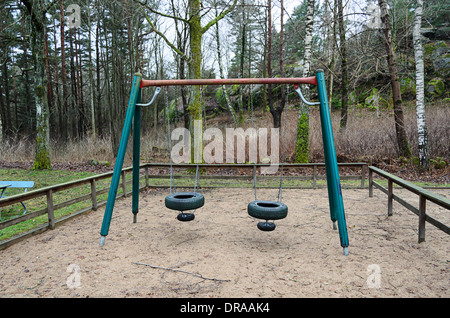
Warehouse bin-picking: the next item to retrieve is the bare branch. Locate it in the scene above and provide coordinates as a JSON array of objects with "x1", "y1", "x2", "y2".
[
  {"x1": 134, "y1": 0, "x2": 189, "y2": 23},
  {"x1": 133, "y1": 262, "x2": 230, "y2": 282},
  {"x1": 202, "y1": 0, "x2": 238, "y2": 34},
  {"x1": 139, "y1": 7, "x2": 189, "y2": 62}
]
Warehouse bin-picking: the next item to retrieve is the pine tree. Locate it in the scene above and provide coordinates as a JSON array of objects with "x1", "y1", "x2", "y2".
[{"x1": 378, "y1": 0, "x2": 411, "y2": 158}]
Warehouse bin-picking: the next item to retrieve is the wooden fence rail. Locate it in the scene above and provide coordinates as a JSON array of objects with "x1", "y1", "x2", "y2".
[
  {"x1": 0, "y1": 162, "x2": 366, "y2": 249},
  {"x1": 368, "y1": 166, "x2": 450, "y2": 243}
]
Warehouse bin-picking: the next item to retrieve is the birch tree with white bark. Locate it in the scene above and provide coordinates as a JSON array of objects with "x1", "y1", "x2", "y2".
[
  {"x1": 413, "y1": 0, "x2": 429, "y2": 169},
  {"x1": 214, "y1": 1, "x2": 237, "y2": 127},
  {"x1": 294, "y1": 0, "x2": 314, "y2": 163}
]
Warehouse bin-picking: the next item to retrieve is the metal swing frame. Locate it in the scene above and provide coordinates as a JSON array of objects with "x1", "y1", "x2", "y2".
[{"x1": 99, "y1": 69, "x2": 350, "y2": 256}]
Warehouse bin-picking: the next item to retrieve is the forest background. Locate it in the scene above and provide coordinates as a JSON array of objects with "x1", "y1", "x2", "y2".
[{"x1": 0, "y1": 0, "x2": 448, "y2": 183}]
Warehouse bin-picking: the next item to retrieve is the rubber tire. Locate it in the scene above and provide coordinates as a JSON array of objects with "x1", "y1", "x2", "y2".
[
  {"x1": 177, "y1": 212, "x2": 195, "y2": 222},
  {"x1": 165, "y1": 192, "x2": 204, "y2": 211},
  {"x1": 257, "y1": 221, "x2": 276, "y2": 231},
  {"x1": 247, "y1": 200, "x2": 288, "y2": 220}
]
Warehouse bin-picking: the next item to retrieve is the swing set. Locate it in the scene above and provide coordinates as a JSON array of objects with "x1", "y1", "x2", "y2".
[{"x1": 99, "y1": 69, "x2": 350, "y2": 255}]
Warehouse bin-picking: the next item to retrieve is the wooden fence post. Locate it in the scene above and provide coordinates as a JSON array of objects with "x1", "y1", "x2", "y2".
[
  {"x1": 47, "y1": 190, "x2": 55, "y2": 229},
  {"x1": 91, "y1": 179, "x2": 98, "y2": 211},
  {"x1": 361, "y1": 164, "x2": 366, "y2": 188},
  {"x1": 145, "y1": 166, "x2": 149, "y2": 187},
  {"x1": 388, "y1": 179, "x2": 393, "y2": 216},
  {"x1": 313, "y1": 165, "x2": 317, "y2": 188},
  {"x1": 121, "y1": 171, "x2": 127, "y2": 197},
  {"x1": 418, "y1": 194, "x2": 426, "y2": 243}
]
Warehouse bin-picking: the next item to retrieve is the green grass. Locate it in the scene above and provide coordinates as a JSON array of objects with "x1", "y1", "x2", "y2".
[
  {"x1": 1, "y1": 169, "x2": 96, "y2": 193},
  {"x1": 0, "y1": 168, "x2": 102, "y2": 241},
  {"x1": 371, "y1": 177, "x2": 449, "y2": 189}
]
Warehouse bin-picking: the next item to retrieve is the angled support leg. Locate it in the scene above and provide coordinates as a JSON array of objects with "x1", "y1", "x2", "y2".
[{"x1": 316, "y1": 69, "x2": 349, "y2": 256}]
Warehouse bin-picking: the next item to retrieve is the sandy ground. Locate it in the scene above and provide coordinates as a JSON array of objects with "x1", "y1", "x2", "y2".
[{"x1": 0, "y1": 187, "x2": 448, "y2": 298}]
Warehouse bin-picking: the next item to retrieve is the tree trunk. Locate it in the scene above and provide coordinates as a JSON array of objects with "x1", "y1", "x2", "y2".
[
  {"x1": 69, "y1": 28, "x2": 78, "y2": 139},
  {"x1": 378, "y1": 0, "x2": 411, "y2": 158},
  {"x1": 109, "y1": 20, "x2": 119, "y2": 155},
  {"x1": 44, "y1": 24, "x2": 54, "y2": 138},
  {"x1": 88, "y1": 4, "x2": 96, "y2": 138},
  {"x1": 215, "y1": 4, "x2": 237, "y2": 127},
  {"x1": 23, "y1": 16, "x2": 33, "y2": 135},
  {"x1": 53, "y1": 17, "x2": 62, "y2": 141},
  {"x1": 12, "y1": 57, "x2": 19, "y2": 134},
  {"x1": 96, "y1": 0, "x2": 103, "y2": 137},
  {"x1": 0, "y1": 78, "x2": 5, "y2": 141},
  {"x1": 168, "y1": 0, "x2": 190, "y2": 129},
  {"x1": 2, "y1": 61, "x2": 12, "y2": 136},
  {"x1": 267, "y1": 0, "x2": 280, "y2": 128},
  {"x1": 137, "y1": 0, "x2": 236, "y2": 161},
  {"x1": 338, "y1": 0, "x2": 348, "y2": 130},
  {"x1": 125, "y1": 0, "x2": 134, "y2": 75},
  {"x1": 76, "y1": 30, "x2": 85, "y2": 138},
  {"x1": 187, "y1": 0, "x2": 237, "y2": 161},
  {"x1": 60, "y1": 0, "x2": 68, "y2": 143},
  {"x1": 237, "y1": 0, "x2": 246, "y2": 123},
  {"x1": 295, "y1": 0, "x2": 314, "y2": 163},
  {"x1": 413, "y1": 0, "x2": 429, "y2": 169},
  {"x1": 188, "y1": 0, "x2": 203, "y2": 162},
  {"x1": 21, "y1": 0, "x2": 52, "y2": 170},
  {"x1": 279, "y1": 0, "x2": 285, "y2": 115}
]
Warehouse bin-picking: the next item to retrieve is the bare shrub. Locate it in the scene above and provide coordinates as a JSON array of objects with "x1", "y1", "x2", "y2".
[{"x1": 0, "y1": 103, "x2": 448, "y2": 166}]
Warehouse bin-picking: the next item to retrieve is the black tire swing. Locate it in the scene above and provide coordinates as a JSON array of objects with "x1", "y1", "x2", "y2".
[
  {"x1": 163, "y1": 86, "x2": 204, "y2": 221},
  {"x1": 248, "y1": 200, "x2": 288, "y2": 231},
  {"x1": 247, "y1": 85, "x2": 289, "y2": 231},
  {"x1": 165, "y1": 192, "x2": 204, "y2": 221}
]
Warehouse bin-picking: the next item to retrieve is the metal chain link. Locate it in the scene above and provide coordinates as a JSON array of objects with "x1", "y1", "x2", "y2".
[
  {"x1": 278, "y1": 85, "x2": 289, "y2": 202},
  {"x1": 250, "y1": 84, "x2": 257, "y2": 201},
  {"x1": 165, "y1": 87, "x2": 175, "y2": 194}
]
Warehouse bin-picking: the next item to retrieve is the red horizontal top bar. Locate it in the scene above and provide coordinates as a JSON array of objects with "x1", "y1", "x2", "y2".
[{"x1": 139, "y1": 76, "x2": 318, "y2": 88}]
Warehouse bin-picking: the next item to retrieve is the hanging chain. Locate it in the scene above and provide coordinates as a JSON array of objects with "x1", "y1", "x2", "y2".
[
  {"x1": 250, "y1": 84, "x2": 254, "y2": 129},
  {"x1": 194, "y1": 86, "x2": 202, "y2": 192},
  {"x1": 250, "y1": 84, "x2": 257, "y2": 201},
  {"x1": 166, "y1": 85, "x2": 203, "y2": 194},
  {"x1": 278, "y1": 84, "x2": 289, "y2": 202},
  {"x1": 165, "y1": 86, "x2": 176, "y2": 194}
]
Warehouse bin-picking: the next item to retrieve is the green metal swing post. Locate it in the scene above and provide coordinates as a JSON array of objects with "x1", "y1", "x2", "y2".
[
  {"x1": 100, "y1": 73, "x2": 142, "y2": 246},
  {"x1": 132, "y1": 88, "x2": 142, "y2": 223},
  {"x1": 316, "y1": 69, "x2": 349, "y2": 255}
]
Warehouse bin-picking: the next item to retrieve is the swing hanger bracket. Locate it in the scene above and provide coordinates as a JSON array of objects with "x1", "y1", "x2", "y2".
[
  {"x1": 136, "y1": 86, "x2": 161, "y2": 107},
  {"x1": 294, "y1": 84, "x2": 320, "y2": 106}
]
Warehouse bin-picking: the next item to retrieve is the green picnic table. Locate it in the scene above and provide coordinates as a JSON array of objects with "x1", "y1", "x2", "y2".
[{"x1": 0, "y1": 181, "x2": 34, "y2": 220}]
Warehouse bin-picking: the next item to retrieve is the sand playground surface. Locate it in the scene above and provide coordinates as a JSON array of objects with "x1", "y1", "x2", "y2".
[{"x1": 0, "y1": 187, "x2": 448, "y2": 298}]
